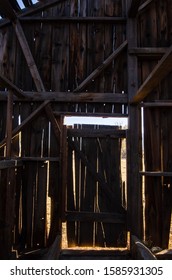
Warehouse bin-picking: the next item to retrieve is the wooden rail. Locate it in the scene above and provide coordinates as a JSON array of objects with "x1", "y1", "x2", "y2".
[{"x1": 0, "y1": 160, "x2": 23, "y2": 169}]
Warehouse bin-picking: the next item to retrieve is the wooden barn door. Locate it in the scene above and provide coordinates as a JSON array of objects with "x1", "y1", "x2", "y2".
[{"x1": 64, "y1": 124, "x2": 127, "y2": 248}]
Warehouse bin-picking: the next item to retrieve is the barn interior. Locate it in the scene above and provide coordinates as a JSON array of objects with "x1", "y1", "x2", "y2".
[{"x1": 0, "y1": 0, "x2": 172, "y2": 260}]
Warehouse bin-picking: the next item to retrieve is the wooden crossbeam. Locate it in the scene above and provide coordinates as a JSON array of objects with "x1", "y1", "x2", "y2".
[
  {"x1": 74, "y1": 40, "x2": 128, "y2": 93},
  {"x1": 20, "y1": 16, "x2": 126, "y2": 23},
  {"x1": 68, "y1": 128, "x2": 126, "y2": 138},
  {"x1": 65, "y1": 211, "x2": 126, "y2": 224},
  {"x1": 131, "y1": 45, "x2": 172, "y2": 104},
  {"x1": 140, "y1": 171, "x2": 172, "y2": 177},
  {"x1": 129, "y1": 48, "x2": 167, "y2": 57},
  {"x1": 0, "y1": 160, "x2": 23, "y2": 170},
  {"x1": 140, "y1": 101, "x2": 172, "y2": 107},
  {"x1": 128, "y1": 0, "x2": 141, "y2": 17},
  {"x1": 0, "y1": 73, "x2": 26, "y2": 98},
  {"x1": 0, "y1": 91, "x2": 128, "y2": 103}
]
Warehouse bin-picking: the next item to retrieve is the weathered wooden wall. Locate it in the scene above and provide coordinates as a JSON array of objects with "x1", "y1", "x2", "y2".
[
  {"x1": 0, "y1": 0, "x2": 172, "y2": 259},
  {"x1": 0, "y1": 0, "x2": 128, "y2": 259},
  {"x1": 138, "y1": 0, "x2": 172, "y2": 248}
]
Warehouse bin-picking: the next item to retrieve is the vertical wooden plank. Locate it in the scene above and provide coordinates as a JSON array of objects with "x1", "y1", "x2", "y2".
[
  {"x1": 79, "y1": 125, "x2": 96, "y2": 246},
  {"x1": 138, "y1": 0, "x2": 157, "y2": 47},
  {"x1": 21, "y1": 162, "x2": 37, "y2": 249},
  {"x1": 0, "y1": 169, "x2": 8, "y2": 258},
  {"x1": 13, "y1": 166, "x2": 23, "y2": 250},
  {"x1": 33, "y1": 9, "x2": 52, "y2": 90},
  {"x1": 51, "y1": 2, "x2": 69, "y2": 91},
  {"x1": 156, "y1": 0, "x2": 168, "y2": 47},
  {"x1": 5, "y1": 91, "x2": 13, "y2": 158},
  {"x1": 0, "y1": 168, "x2": 17, "y2": 259},
  {"x1": 0, "y1": 101, "x2": 7, "y2": 157},
  {"x1": 69, "y1": 0, "x2": 79, "y2": 92},
  {"x1": 144, "y1": 108, "x2": 162, "y2": 246},
  {"x1": 15, "y1": 26, "x2": 33, "y2": 90},
  {"x1": 87, "y1": 0, "x2": 105, "y2": 98},
  {"x1": 96, "y1": 127, "x2": 126, "y2": 247},
  {"x1": 48, "y1": 162, "x2": 61, "y2": 246},
  {"x1": 127, "y1": 0, "x2": 143, "y2": 240},
  {"x1": 33, "y1": 162, "x2": 47, "y2": 248},
  {"x1": 160, "y1": 75, "x2": 172, "y2": 248},
  {"x1": 20, "y1": 103, "x2": 32, "y2": 157},
  {"x1": 167, "y1": 0, "x2": 172, "y2": 44},
  {"x1": 30, "y1": 111, "x2": 47, "y2": 157},
  {"x1": 11, "y1": 102, "x2": 20, "y2": 157},
  {"x1": 48, "y1": 116, "x2": 61, "y2": 246},
  {"x1": 66, "y1": 144, "x2": 76, "y2": 246}
]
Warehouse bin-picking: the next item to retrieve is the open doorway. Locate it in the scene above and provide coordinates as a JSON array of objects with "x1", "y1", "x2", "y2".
[{"x1": 61, "y1": 116, "x2": 128, "y2": 249}]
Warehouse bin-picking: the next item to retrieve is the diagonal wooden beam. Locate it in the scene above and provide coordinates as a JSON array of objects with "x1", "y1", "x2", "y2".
[
  {"x1": 13, "y1": 19, "x2": 45, "y2": 92},
  {"x1": 68, "y1": 138, "x2": 116, "y2": 202},
  {"x1": 128, "y1": 0, "x2": 141, "y2": 17},
  {"x1": 44, "y1": 104, "x2": 61, "y2": 140},
  {"x1": 0, "y1": 73, "x2": 26, "y2": 98},
  {"x1": 0, "y1": 0, "x2": 45, "y2": 93},
  {"x1": 0, "y1": 100, "x2": 50, "y2": 148},
  {"x1": 131, "y1": 45, "x2": 172, "y2": 104},
  {"x1": 138, "y1": 0, "x2": 154, "y2": 13},
  {"x1": 73, "y1": 40, "x2": 128, "y2": 93}
]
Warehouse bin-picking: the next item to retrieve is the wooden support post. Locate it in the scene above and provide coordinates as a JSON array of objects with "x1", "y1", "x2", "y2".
[
  {"x1": 60, "y1": 120, "x2": 67, "y2": 222},
  {"x1": 5, "y1": 91, "x2": 13, "y2": 158},
  {"x1": 127, "y1": 1, "x2": 143, "y2": 240},
  {"x1": 128, "y1": 0, "x2": 141, "y2": 17}
]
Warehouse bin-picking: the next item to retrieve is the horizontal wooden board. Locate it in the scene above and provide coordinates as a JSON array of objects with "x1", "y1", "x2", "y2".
[
  {"x1": 66, "y1": 211, "x2": 126, "y2": 224},
  {"x1": 0, "y1": 92, "x2": 128, "y2": 103},
  {"x1": 68, "y1": 128, "x2": 126, "y2": 138},
  {"x1": 0, "y1": 160, "x2": 23, "y2": 169}
]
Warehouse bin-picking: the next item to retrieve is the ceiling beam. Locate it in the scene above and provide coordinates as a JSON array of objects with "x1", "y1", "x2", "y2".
[
  {"x1": 131, "y1": 45, "x2": 172, "y2": 104},
  {"x1": 128, "y1": 0, "x2": 141, "y2": 17}
]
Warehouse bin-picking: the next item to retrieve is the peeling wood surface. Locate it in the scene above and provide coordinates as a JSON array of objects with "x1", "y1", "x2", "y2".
[{"x1": 0, "y1": 0, "x2": 172, "y2": 259}]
